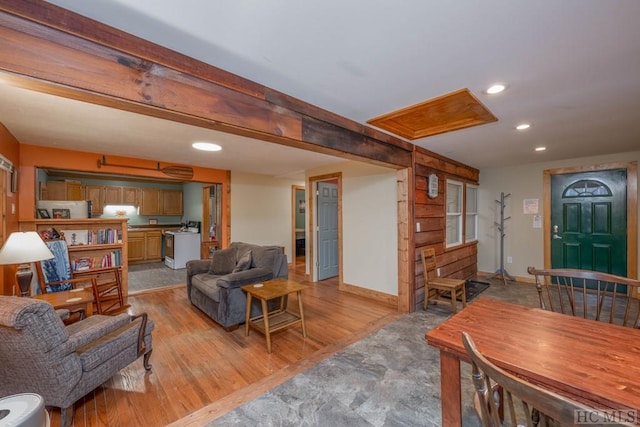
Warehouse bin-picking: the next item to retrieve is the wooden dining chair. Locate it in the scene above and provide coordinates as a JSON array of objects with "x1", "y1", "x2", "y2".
[
  {"x1": 527, "y1": 267, "x2": 640, "y2": 328},
  {"x1": 421, "y1": 247, "x2": 466, "y2": 313},
  {"x1": 461, "y1": 331, "x2": 627, "y2": 427}
]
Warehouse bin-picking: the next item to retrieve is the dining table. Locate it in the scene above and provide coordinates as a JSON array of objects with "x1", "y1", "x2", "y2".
[
  {"x1": 32, "y1": 287, "x2": 94, "y2": 317},
  {"x1": 425, "y1": 297, "x2": 640, "y2": 426}
]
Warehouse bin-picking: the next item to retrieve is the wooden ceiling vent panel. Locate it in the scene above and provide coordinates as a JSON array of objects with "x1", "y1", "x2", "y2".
[{"x1": 367, "y1": 88, "x2": 498, "y2": 140}]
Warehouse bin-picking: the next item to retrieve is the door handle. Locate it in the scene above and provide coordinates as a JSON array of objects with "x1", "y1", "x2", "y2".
[{"x1": 553, "y1": 234, "x2": 563, "y2": 239}]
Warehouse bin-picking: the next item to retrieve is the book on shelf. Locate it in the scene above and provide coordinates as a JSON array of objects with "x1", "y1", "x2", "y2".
[
  {"x1": 73, "y1": 256, "x2": 93, "y2": 271},
  {"x1": 72, "y1": 249, "x2": 122, "y2": 272}
]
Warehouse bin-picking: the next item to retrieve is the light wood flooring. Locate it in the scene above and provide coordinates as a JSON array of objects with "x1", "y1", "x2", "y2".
[{"x1": 48, "y1": 263, "x2": 398, "y2": 426}]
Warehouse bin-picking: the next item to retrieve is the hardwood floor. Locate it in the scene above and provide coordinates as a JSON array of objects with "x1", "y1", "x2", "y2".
[{"x1": 48, "y1": 265, "x2": 398, "y2": 426}]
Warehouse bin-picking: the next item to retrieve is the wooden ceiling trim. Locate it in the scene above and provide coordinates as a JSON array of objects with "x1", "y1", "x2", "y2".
[{"x1": 367, "y1": 88, "x2": 498, "y2": 140}]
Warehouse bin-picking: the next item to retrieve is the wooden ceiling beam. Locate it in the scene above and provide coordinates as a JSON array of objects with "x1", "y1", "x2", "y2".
[{"x1": 0, "y1": 1, "x2": 413, "y2": 167}]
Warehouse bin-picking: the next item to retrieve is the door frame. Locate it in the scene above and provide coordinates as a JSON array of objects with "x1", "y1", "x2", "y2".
[
  {"x1": 543, "y1": 161, "x2": 638, "y2": 281},
  {"x1": 291, "y1": 184, "x2": 305, "y2": 269},
  {"x1": 308, "y1": 172, "x2": 342, "y2": 284}
]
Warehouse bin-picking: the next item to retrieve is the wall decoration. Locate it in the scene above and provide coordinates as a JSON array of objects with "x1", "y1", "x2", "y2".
[
  {"x1": 298, "y1": 200, "x2": 306, "y2": 214},
  {"x1": 52, "y1": 208, "x2": 71, "y2": 219},
  {"x1": 37, "y1": 208, "x2": 51, "y2": 219}
]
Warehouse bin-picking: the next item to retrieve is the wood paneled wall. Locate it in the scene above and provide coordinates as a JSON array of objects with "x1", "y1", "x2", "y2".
[{"x1": 413, "y1": 147, "x2": 479, "y2": 310}]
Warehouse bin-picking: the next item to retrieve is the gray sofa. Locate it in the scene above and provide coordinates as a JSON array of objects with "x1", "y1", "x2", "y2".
[{"x1": 186, "y1": 242, "x2": 288, "y2": 330}]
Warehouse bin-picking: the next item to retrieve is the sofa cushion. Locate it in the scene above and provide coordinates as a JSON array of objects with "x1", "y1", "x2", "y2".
[
  {"x1": 251, "y1": 246, "x2": 280, "y2": 272},
  {"x1": 232, "y1": 250, "x2": 252, "y2": 273},
  {"x1": 208, "y1": 247, "x2": 237, "y2": 275},
  {"x1": 192, "y1": 274, "x2": 223, "y2": 302}
]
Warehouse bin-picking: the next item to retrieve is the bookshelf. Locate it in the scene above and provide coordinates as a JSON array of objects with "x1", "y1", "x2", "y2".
[{"x1": 19, "y1": 218, "x2": 129, "y2": 296}]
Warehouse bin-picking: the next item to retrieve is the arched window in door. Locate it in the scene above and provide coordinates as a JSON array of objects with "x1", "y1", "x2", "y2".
[{"x1": 562, "y1": 179, "x2": 612, "y2": 198}]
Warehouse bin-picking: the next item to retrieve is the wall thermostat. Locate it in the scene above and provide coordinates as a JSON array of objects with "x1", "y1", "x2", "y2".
[{"x1": 428, "y1": 174, "x2": 438, "y2": 199}]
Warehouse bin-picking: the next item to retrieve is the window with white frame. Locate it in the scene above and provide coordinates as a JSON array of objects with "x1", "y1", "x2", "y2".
[
  {"x1": 446, "y1": 180, "x2": 463, "y2": 247},
  {"x1": 465, "y1": 184, "x2": 478, "y2": 242}
]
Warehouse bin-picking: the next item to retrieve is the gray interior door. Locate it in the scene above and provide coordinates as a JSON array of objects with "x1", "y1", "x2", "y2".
[{"x1": 317, "y1": 181, "x2": 338, "y2": 280}]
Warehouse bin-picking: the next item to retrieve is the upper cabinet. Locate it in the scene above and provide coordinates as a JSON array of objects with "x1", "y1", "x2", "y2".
[
  {"x1": 44, "y1": 180, "x2": 83, "y2": 201},
  {"x1": 84, "y1": 185, "x2": 104, "y2": 216},
  {"x1": 140, "y1": 188, "x2": 182, "y2": 215},
  {"x1": 140, "y1": 188, "x2": 161, "y2": 215},
  {"x1": 162, "y1": 190, "x2": 183, "y2": 215},
  {"x1": 122, "y1": 187, "x2": 140, "y2": 205},
  {"x1": 40, "y1": 173, "x2": 183, "y2": 216},
  {"x1": 103, "y1": 186, "x2": 123, "y2": 205}
]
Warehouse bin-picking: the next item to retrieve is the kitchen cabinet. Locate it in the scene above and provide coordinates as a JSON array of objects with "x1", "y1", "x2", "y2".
[
  {"x1": 127, "y1": 232, "x2": 146, "y2": 262},
  {"x1": 140, "y1": 188, "x2": 183, "y2": 215},
  {"x1": 162, "y1": 190, "x2": 183, "y2": 215},
  {"x1": 45, "y1": 180, "x2": 83, "y2": 201},
  {"x1": 103, "y1": 186, "x2": 123, "y2": 205},
  {"x1": 140, "y1": 188, "x2": 161, "y2": 215},
  {"x1": 84, "y1": 185, "x2": 104, "y2": 216},
  {"x1": 128, "y1": 230, "x2": 162, "y2": 264},
  {"x1": 122, "y1": 187, "x2": 140, "y2": 205}
]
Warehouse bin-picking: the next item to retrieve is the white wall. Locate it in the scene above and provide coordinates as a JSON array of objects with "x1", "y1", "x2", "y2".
[
  {"x1": 306, "y1": 161, "x2": 398, "y2": 296},
  {"x1": 182, "y1": 182, "x2": 202, "y2": 223},
  {"x1": 230, "y1": 172, "x2": 304, "y2": 262},
  {"x1": 478, "y1": 150, "x2": 640, "y2": 279}
]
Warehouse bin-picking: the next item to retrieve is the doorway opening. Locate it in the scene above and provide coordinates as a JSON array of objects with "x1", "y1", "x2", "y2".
[
  {"x1": 309, "y1": 173, "x2": 341, "y2": 283},
  {"x1": 291, "y1": 185, "x2": 306, "y2": 270}
]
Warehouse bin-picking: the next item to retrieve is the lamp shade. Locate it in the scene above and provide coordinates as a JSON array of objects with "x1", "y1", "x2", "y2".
[{"x1": 0, "y1": 231, "x2": 54, "y2": 265}]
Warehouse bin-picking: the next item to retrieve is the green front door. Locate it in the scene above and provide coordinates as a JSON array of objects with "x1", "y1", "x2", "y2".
[{"x1": 550, "y1": 169, "x2": 627, "y2": 276}]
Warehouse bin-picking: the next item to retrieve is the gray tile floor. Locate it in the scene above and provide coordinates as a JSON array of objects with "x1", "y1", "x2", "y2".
[
  {"x1": 128, "y1": 262, "x2": 187, "y2": 293},
  {"x1": 208, "y1": 277, "x2": 541, "y2": 426}
]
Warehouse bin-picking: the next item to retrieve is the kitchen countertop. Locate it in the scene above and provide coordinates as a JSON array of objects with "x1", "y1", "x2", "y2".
[{"x1": 127, "y1": 224, "x2": 181, "y2": 232}]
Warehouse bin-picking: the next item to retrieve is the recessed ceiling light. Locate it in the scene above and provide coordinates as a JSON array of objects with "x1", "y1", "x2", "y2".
[
  {"x1": 516, "y1": 123, "x2": 531, "y2": 130},
  {"x1": 192, "y1": 142, "x2": 222, "y2": 152},
  {"x1": 486, "y1": 84, "x2": 506, "y2": 94},
  {"x1": 535, "y1": 146, "x2": 546, "y2": 152}
]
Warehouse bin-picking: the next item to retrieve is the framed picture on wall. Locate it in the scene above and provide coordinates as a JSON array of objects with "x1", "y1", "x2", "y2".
[{"x1": 298, "y1": 200, "x2": 305, "y2": 214}]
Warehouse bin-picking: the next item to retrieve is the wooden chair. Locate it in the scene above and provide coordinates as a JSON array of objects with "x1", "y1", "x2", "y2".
[
  {"x1": 421, "y1": 247, "x2": 466, "y2": 313},
  {"x1": 35, "y1": 239, "x2": 97, "y2": 294},
  {"x1": 87, "y1": 268, "x2": 130, "y2": 315},
  {"x1": 461, "y1": 331, "x2": 628, "y2": 427},
  {"x1": 36, "y1": 238, "x2": 128, "y2": 316},
  {"x1": 527, "y1": 267, "x2": 640, "y2": 328}
]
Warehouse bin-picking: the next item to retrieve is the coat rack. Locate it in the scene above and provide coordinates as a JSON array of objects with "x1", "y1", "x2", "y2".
[{"x1": 486, "y1": 192, "x2": 515, "y2": 285}]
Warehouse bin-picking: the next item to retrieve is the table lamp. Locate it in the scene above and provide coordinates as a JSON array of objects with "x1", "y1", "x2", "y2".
[{"x1": 0, "y1": 231, "x2": 54, "y2": 296}]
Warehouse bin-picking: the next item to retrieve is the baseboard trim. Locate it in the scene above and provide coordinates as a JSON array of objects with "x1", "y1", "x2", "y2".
[
  {"x1": 476, "y1": 271, "x2": 536, "y2": 284},
  {"x1": 339, "y1": 282, "x2": 398, "y2": 308}
]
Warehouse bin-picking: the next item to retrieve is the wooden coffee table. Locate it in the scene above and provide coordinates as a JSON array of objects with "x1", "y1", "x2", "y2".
[
  {"x1": 241, "y1": 278, "x2": 307, "y2": 353},
  {"x1": 33, "y1": 287, "x2": 94, "y2": 317}
]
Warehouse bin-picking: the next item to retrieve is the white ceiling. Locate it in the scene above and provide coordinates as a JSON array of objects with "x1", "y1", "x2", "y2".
[{"x1": 2, "y1": 1, "x2": 640, "y2": 175}]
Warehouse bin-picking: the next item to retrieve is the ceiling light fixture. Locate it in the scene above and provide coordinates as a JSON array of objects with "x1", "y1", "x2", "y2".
[
  {"x1": 535, "y1": 146, "x2": 546, "y2": 152},
  {"x1": 192, "y1": 142, "x2": 222, "y2": 152},
  {"x1": 516, "y1": 123, "x2": 531, "y2": 130},
  {"x1": 486, "y1": 84, "x2": 506, "y2": 95}
]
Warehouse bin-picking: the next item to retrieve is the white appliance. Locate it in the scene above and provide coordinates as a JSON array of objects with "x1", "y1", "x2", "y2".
[
  {"x1": 36, "y1": 200, "x2": 90, "y2": 219},
  {"x1": 164, "y1": 230, "x2": 200, "y2": 270}
]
